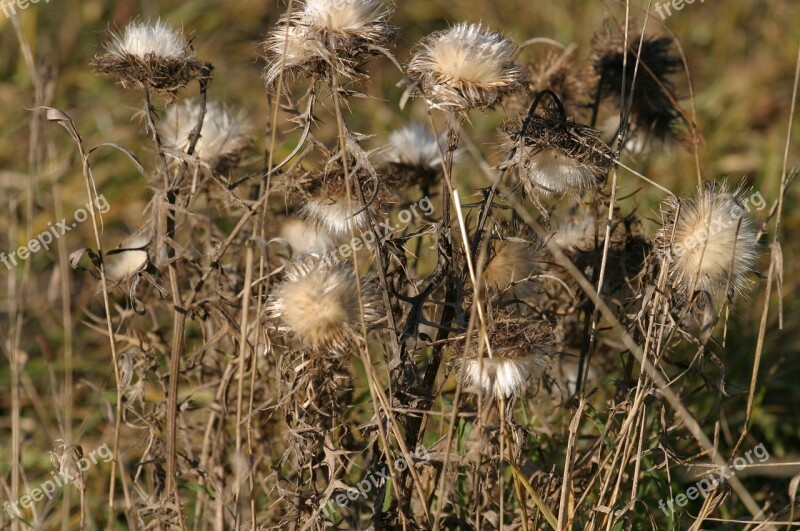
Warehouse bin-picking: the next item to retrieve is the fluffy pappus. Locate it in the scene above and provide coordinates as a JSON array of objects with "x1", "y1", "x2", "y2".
[
  {"x1": 455, "y1": 320, "x2": 556, "y2": 399},
  {"x1": 263, "y1": 0, "x2": 396, "y2": 88},
  {"x1": 382, "y1": 123, "x2": 449, "y2": 188},
  {"x1": 91, "y1": 20, "x2": 201, "y2": 93},
  {"x1": 266, "y1": 254, "x2": 385, "y2": 353},
  {"x1": 656, "y1": 182, "x2": 758, "y2": 300},
  {"x1": 407, "y1": 22, "x2": 525, "y2": 111},
  {"x1": 502, "y1": 108, "x2": 612, "y2": 196},
  {"x1": 293, "y1": 166, "x2": 390, "y2": 238},
  {"x1": 158, "y1": 99, "x2": 252, "y2": 173}
]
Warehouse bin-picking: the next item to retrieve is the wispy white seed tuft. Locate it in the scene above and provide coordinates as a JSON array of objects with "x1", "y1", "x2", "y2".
[
  {"x1": 385, "y1": 123, "x2": 447, "y2": 170},
  {"x1": 279, "y1": 219, "x2": 336, "y2": 257},
  {"x1": 263, "y1": 0, "x2": 395, "y2": 87},
  {"x1": 658, "y1": 183, "x2": 758, "y2": 299},
  {"x1": 266, "y1": 254, "x2": 384, "y2": 352},
  {"x1": 407, "y1": 22, "x2": 525, "y2": 110},
  {"x1": 461, "y1": 355, "x2": 551, "y2": 399},
  {"x1": 300, "y1": 197, "x2": 372, "y2": 238},
  {"x1": 106, "y1": 20, "x2": 193, "y2": 61},
  {"x1": 158, "y1": 100, "x2": 252, "y2": 170},
  {"x1": 456, "y1": 320, "x2": 555, "y2": 399}
]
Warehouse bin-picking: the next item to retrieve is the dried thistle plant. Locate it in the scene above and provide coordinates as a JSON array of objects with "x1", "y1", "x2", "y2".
[
  {"x1": 502, "y1": 93, "x2": 613, "y2": 196},
  {"x1": 656, "y1": 182, "x2": 758, "y2": 303},
  {"x1": 91, "y1": 19, "x2": 202, "y2": 93},
  {"x1": 407, "y1": 22, "x2": 526, "y2": 111}
]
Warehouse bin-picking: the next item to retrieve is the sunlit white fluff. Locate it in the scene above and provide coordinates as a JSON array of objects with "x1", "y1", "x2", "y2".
[
  {"x1": 300, "y1": 197, "x2": 371, "y2": 238},
  {"x1": 659, "y1": 184, "x2": 758, "y2": 298},
  {"x1": 279, "y1": 219, "x2": 335, "y2": 256},
  {"x1": 408, "y1": 22, "x2": 524, "y2": 110},
  {"x1": 461, "y1": 355, "x2": 550, "y2": 399},
  {"x1": 266, "y1": 255, "x2": 384, "y2": 352},
  {"x1": 521, "y1": 149, "x2": 599, "y2": 195},
  {"x1": 385, "y1": 123, "x2": 445, "y2": 169},
  {"x1": 106, "y1": 20, "x2": 192, "y2": 60},
  {"x1": 301, "y1": 0, "x2": 389, "y2": 32},
  {"x1": 105, "y1": 235, "x2": 149, "y2": 281},
  {"x1": 158, "y1": 100, "x2": 251, "y2": 166}
]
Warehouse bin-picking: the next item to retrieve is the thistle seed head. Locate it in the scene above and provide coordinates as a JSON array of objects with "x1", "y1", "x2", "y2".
[
  {"x1": 657, "y1": 183, "x2": 758, "y2": 300},
  {"x1": 158, "y1": 99, "x2": 252, "y2": 172},
  {"x1": 407, "y1": 22, "x2": 525, "y2": 111},
  {"x1": 266, "y1": 254, "x2": 384, "y2": 353},
  {"x1": 263, "y1": 0, "x2": 396, "y2": 88},
  {"x1": 92, "y1": 20, "x2": 202, "y2": 93},
  {"x1": 456, "y1": 320, "x2": 555, "y2": 399},
  {"x1": 502, "y1": 109, "x2": 612, "y2": 196}
]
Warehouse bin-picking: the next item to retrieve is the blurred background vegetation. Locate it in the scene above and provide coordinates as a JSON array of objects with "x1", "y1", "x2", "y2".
[{"x1": 1, "y1": 0, "x2": 799, "y2": 528}]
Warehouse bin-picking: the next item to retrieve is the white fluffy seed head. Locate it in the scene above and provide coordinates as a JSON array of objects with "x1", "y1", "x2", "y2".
[
  {"x1": 106, "y1": 20, "x2": 192, "y2": 60},
  {"x1": 279, "y1": 219, "x2": 335, "y2": 256},
  {"x1": 461, "y1": 354, "x2": 551, "y2": 399},
  {"x1": 300, "y1": 197, "x2": 371, "y2": 238},
  {"x1": 302, "y1": 0, "x2": 389, "y2": 32},
  {"x1": 158, "y1": 100, "x2": 251, "y2": 167},
  {"x1": 105, "y1": 235, "x2": 149, "y2": 282},
  {"x1": 385, "y1": 123, "x2": 445, "y2": 169},
  {"x1": 659, "y1": 184, "x2": 758, "y2": 298},
  {"x1": 408, "y1": 22, "x2": 524, "y2": 110},
  {"x1": 266, "y1": 255, "x2": 384, "y2": 352},
  {"x1": 519, "y1": 149, "x2": 600, "y2": 195},
  {"x1": 457, "y1": 321, "x2": 555, "y2": 399}
]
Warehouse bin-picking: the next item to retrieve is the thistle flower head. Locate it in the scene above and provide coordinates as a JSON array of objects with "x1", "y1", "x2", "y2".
[
  {"x1": 591, "y1": 25, "x2": 684, "y2": 142},
  {"x1": 279, "y1": 219, "x2": 336, "y2": 257},
  {"x1": 407, "y1": 22, "x2": 525, "y2": 111},
  {"x1": 295, "y1": 167, "x2": 388, "y2": 238},
  {"x1": 263, "y1": 0, "x2": 395, "y2": 87},
  {"x1": 92, "y1": 20, "x2": 201, "y2": 93},
  {"x1": 502, "y1": 103, "x2": 612, "y2": 196},
  {"x1": 456, "y1": 320, "x2": 555, "y2": 399},
  {"x1": 158, "y1": 99, "x2": 252, "y2": 172},
  {"x1": 266, "y1": 254, "x2": 384, "y2": 352},
  {"x1": 657, "y1": 183, "x2": 758, "y2": 300},
  {"x1": 382, "y1": 123, "x2": 450, "y2": 188},
  {"x1": 483, "y1": 227, "x2": 544, "y2": 298}
]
